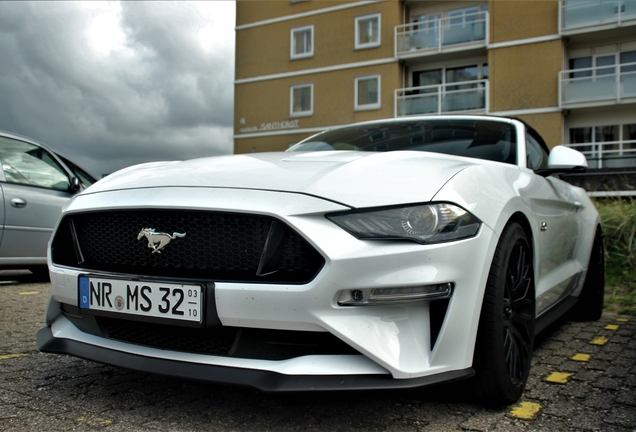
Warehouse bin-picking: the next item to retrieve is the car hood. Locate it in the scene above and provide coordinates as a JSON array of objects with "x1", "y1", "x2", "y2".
[{"x1": 85, "y1": 151, "x2": 479, "y2": 208}]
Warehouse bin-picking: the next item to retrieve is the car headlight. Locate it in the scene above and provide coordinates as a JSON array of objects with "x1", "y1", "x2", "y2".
[{"x1": 326, "y1": 203, "x2": 481, "y2": 244}]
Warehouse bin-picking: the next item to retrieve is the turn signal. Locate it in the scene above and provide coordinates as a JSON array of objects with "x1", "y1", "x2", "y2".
[{"x1": 338, "y1": 283, "x2": 453, "y2": 306}]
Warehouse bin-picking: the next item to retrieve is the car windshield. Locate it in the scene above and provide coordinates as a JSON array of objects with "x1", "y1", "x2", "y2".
[{"x1": 289, "y1": 119, "x2": 518, "y2": 165}]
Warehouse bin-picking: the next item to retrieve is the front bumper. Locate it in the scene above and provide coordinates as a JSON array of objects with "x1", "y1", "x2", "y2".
[
  {"x1": 42, "y1": 186, "x2": 499, "y2": 385},
  {"x1": 37, "y1": 322, "x2": 474, "y2": 391}
]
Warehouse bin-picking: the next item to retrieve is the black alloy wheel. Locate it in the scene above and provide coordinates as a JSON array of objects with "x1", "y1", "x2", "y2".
[
  {"x1": 502, "y1": 238, "x2": 534, "y2": 384},
  {"x1": 470, "y1": 222, "x2": 536, "y2": 407}
]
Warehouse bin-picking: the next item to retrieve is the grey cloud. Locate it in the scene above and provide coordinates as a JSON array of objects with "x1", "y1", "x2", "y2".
[{"x1": 0, "y1": 1, "x2": 235, "y2": 177}]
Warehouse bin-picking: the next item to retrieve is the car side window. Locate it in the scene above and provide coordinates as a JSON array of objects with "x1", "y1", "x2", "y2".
[
  {"x1": 526, "y1": 132, "x2": 549, "y2": 170},
  {"x1": 0, "y1": 136, "x2": 71, "y2": 190}
]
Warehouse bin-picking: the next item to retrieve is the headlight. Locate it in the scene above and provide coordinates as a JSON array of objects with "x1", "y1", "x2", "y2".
[{"x1": 326, "y1": 203, "x2": 481, "y2": 244}]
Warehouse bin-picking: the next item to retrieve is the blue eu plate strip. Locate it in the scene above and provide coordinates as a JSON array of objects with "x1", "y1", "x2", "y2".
[{"x1": 79, "y1": 276, "x2": 90, "y2": 309}]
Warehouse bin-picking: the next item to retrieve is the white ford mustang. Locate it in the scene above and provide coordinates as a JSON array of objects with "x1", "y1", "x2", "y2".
[{"x1": 38, "y1": 115, "x2": 604, "y2": 406}]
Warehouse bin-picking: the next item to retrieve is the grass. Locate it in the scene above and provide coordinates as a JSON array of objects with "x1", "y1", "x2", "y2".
[{"x1": 595, "y1": 198, "x2": 636, "y2": 315}]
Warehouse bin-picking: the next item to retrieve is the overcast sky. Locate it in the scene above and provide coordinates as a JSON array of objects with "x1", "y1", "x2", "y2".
[{"x1": 0, "y1": 1, "x2": 235, "y2": 177}]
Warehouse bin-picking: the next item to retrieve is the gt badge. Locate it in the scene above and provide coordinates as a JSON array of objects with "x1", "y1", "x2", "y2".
[{"x1": 137, "y1": 228, "x2": 186, "y2": 253}]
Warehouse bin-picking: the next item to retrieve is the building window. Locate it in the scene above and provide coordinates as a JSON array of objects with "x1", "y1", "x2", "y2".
[
  {"x1": 355, "y1": 13, "x2": 380, "y2": 49},
  {"x1": 448, "y1": 6, "x2": 482, "y2": 27},
  {"x1": 412, "y1": 13, "x2": 442, "y2": 32},
  {"x1": 290, "y1": 84, "x2": 313, "y2": 117},
  {"x1": 570, "y1": 125, "x2": 619, "y2": 152},
  {"x1": 569, "y1": 46, "x2": 636, "y2": 77},
  {"x1": 569, "y1": 123, "x2": 636, "y2": 168},
  {"x1": 355, "y1": 75, "x2": 381, "y2": 110},
  {"x1": 291, "y1": 25, "x2": 313, "y2": 59},
  {"x1": 404, "y1": 63, "x2": 487, "y2": 114},
  {"x1": 412, "y1": 63, "x2": 488, "y2": 88},
  {"x1": 621, "y1": 50, "x2": 636, "y2": 72}
]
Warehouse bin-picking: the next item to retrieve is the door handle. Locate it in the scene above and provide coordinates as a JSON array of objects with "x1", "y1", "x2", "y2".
[
  {"x1": 573, "y1": 201, "x2": 584, "y2": 211},
  {"x1": 10, "y1": 197, "x2": 27, "y2": 208}
]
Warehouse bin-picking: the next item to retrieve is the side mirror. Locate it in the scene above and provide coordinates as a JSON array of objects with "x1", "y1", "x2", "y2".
[
  {"x1": 535, "y1": 146, "x2": 588, "y2": 177},
  {"x1": 70, "y1": 176, "x2": 81, "y2": 192},
  {"x1": 548, "y1": 145, "x2": 588, "y2": 169}
]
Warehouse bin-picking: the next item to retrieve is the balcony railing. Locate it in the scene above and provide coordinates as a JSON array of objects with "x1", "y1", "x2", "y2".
[
  {"x1": 566, "y1": 140, "x2": 636, "y2": 168},
  {"x1": 560, "y1": 61, "x2": 636, "y2": 107},
  {"x1": 395, "y1": 12, "x2": 488, "y2": 58},
  {"x1": 560, "y1": 0, "x2": 636, "y2": 32},
  {"x1": 395, "y1": 80, "x2": 489, "y2": 117}
]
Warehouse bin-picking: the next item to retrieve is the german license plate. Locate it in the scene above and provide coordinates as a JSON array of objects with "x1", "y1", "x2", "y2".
[{"x1": 79, "y1": 276, "x2": 203, "y2": 324}]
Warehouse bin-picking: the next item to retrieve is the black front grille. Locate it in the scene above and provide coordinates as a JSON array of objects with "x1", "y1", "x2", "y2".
[{"x1": 51, "y1": 210, "x2": 324, "y2": 283}]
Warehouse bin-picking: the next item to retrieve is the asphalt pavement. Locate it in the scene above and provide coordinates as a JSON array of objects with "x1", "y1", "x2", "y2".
[{"x1": 1, "y1": 269, "x2": 635, "y2": 431}]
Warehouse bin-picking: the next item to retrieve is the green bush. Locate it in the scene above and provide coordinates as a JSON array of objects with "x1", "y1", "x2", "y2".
[{"x1": 595, "y1": 198, "x2": 636, "y2": 315}]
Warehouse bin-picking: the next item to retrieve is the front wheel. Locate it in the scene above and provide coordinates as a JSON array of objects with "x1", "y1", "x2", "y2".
[{"x1": 470, "y1": 222, "x2": 535, "y2": 407}]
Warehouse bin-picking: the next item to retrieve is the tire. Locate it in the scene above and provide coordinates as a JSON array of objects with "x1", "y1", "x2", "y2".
[
  {"x1": 568, "y1": 227, "x2": 605, "y2": 321},
  {"x1": 470, "y1": 222, "x2": 535, "y2": 407}
]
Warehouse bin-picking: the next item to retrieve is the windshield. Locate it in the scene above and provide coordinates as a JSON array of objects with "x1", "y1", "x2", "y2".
[{"x1": 289, "y1": 119, "x2": 518, "y2": 165}]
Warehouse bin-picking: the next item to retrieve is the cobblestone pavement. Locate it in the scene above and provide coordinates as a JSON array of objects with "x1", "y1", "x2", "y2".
[{"x1": 1, "y1": 270, "x2": 635, "y2": 431}]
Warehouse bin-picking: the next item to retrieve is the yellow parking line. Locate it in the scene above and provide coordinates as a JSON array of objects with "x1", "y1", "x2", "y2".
[
  {"x1": 616, "y1": 318, "x2": 629, "y2": 323},
  {"x1": 77, "y1": 414, "x2": 113, "y2": 426},
  {"x1": 571, "y1": 353, "x2": 591, "y2": 362},
  {"x1": 546, "y1": 372, "x2": 571, "y2": 384},
  {"x1": 604, "y1": 324, "x2": 619, "y2": 331},
  {"x1": 510, "y1": 401, "x2": 542, "y2": 419},
  {"x1": 590, "y1": 336, "x2": 608, "y2": 345},
  {"x1": 19, "y1": 291, "x2": 40, "y2": 295},
  {"x1": 0, "y1": 354, "x2": 27, "y2": 360}
]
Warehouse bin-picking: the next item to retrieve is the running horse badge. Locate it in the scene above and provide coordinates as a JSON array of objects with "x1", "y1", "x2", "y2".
[{"x1": 137, "y1": 228, "x2": 186, "y2": 254}]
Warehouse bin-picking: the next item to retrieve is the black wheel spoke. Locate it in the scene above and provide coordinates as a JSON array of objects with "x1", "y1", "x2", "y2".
[{"x1": 502, "y1": 238, "x2": 534, "y2": 383}]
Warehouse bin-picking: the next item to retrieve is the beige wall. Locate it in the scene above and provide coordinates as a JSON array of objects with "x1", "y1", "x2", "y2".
[
  {"x1": 518, "y1": 112, "x2": 563, "y2": 149},
  {"x1": 235, "y1": 132, "x2": 315, "y2": 154},
  {"x1": 489, "y1": 39, "x2": 563, "y2": 112},
  {"x1": 489, "y1": 0, "x2": 559, "y2": 43},
  {"x1": 236, "y1": 2, "x2": 401, "y2": 79},
  {"x1": 235, "y1": 62, "x2": 402, "y2": 134},
  {"x1": 237, "y1": 0, "x2": 362, "y2": 27}
]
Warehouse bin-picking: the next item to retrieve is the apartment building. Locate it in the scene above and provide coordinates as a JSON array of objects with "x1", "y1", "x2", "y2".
[{"x1": 234, "y1": 0, "x2": 636, "y2": 169}]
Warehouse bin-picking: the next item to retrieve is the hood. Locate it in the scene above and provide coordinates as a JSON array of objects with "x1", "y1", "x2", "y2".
[{"x1": 84, "y1": 151, "x2": 479, "y2": 208}]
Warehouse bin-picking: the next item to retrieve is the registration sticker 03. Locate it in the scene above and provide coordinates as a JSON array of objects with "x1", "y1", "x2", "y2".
[{"x1": 79, "y1": 276, "x2": 203, "y2": 324}]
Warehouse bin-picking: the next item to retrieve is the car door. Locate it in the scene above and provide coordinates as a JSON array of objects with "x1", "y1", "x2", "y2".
[
  {"x1": 525, "y1": 131, "x2": 582, "y2": 315},
  {"x1": 0, "y1": 136, "x2": 74, "y2": 264}
]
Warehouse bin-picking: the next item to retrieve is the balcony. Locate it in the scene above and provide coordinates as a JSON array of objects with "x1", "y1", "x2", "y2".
[
  {"x1": 566, "y1": 139, "x2": 636, "y2": 168},
  {"x1": 395, "y1": 12, "x2": 488, "y2": 59},
  {"x1": 560, "y1": 61, "x2": 636, "y2": 107},
  {"x1": 560, "y1": 0, "x2": 636, "y2": 34},
  {"x1": 395, "y1": 80, "x2": 489, "y2": 117}
]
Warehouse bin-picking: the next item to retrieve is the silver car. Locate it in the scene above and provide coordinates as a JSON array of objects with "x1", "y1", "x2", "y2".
[{"x1": 0, "y1": 130, "x2": 96, "y2": 275}]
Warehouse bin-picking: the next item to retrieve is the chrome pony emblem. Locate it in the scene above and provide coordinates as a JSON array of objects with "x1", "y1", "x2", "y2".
[{"x1": 137, "y1": 228, "x2": 186, "y2": 254}]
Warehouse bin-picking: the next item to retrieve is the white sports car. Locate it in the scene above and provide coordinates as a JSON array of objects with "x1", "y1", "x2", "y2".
[{"x1": 38, "y1": 115, "x2": 604, "y2": 406}]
